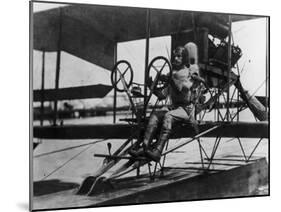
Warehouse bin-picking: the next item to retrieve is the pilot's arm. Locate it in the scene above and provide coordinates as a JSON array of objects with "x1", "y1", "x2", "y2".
[
  {"x1": 189, "y1": 64, "x2": 207, "y2": 86},
  {"x1": 191, "y1": 74, "x2": 205, "y2": 84}
]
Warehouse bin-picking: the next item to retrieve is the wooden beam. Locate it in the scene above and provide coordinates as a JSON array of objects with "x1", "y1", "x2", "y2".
[
  {"x1": 34, "y1": 121, "x2": 268, "y2": 139},
  {"x1": 226, "y1": 15, "x2": 232, "y2": 121},
  {"x1": 113, "y1": 43, "x2": 117, "y2": 123},
  {"x1": 53, "y1": 8, "x2": 62, "y2": 125},
  {"x1": 265, "y1": 18, "x2": 269, "y2": 113},
  {"x1": 143, "y1": 9, "x2": 151, "y2": 119},
  {"x1": 40, "y1": 51, "x2": 45, "y2": 126}
]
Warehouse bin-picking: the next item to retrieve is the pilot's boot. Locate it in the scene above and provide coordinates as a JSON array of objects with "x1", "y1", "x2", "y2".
[
  {"x1": 146, "y1": 113, "x2": 173, "y2": 162},
  {"x1": 188, "y1": 114, "x2": 199, "y2": 135},
  {"x1": 145, "y1": 144, "x2": 163, "y2": 162},
  {"x1": 145, "y1": 130, "x2": 170, "y2": 162},
  {"x1": 128, "y1": 147, "x2": 145, "y2": 157}
]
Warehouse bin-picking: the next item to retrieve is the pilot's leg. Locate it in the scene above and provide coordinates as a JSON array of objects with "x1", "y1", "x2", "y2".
[
  {"x1": 143, "y1": 110, "x2": 166, "y2": 147},
  {"x1": 129, "y1": 110, "x2": 166, "y2": 157},
  {"x1": 146, "y1": 107, "x2": 191, "y2": 162}
]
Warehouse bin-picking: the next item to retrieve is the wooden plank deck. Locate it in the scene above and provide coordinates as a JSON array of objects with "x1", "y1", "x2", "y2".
[{"x1": 32, "y1": 156, "x2": 268, "y2": 211}]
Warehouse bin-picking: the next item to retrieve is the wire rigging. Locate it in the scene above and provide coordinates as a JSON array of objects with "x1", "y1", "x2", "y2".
[
  {"x1": 34, "y1": 139, "x2": 107, "y2": 158},
  {"x1": 40, "y1": 138, "x2": 107, "y2": 181}
]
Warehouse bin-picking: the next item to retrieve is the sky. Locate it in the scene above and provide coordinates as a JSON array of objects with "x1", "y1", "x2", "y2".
[
  {"x1": 32, "y1": 2, "x2": 268, "y2": 112},
  {"x1": 33, "y1": 2, "x2": 67, "y2": 12}
]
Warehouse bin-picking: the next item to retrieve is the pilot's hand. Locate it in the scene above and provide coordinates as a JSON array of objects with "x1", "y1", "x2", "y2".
[
  {"x1": 148, "y1": 75, "x2": 168, "y2": 88},
  {"x1": 154, "y1": 88, "x2": 166, "y2": 100},
  {"x1": 158, "y1": 74, "x2": 169, "y2": 82},
  {"x1": 191, "y1": 74, "x2": 205, "y2": 83}
]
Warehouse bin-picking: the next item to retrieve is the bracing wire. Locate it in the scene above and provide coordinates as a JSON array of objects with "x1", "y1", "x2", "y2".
[
  {"x1": 40, "y1": 138, "x2": 107, "y2": 181},
  {"x1": 34, "y1": 139, "x2": 107, "y2": 158},
  {"x1": 249, "y1": 77, "x2": 268, "y2": 100}
]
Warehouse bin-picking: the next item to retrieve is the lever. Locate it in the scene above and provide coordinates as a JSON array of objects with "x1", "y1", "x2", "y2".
[{"x1": 107, "y1": 143, "x2": 112, "y2": 156}]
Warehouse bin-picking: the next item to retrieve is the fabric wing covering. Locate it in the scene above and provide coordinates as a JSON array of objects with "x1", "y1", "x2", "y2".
[{"x1": 33, "y1": 4, "x2": 257, "y2": 70}]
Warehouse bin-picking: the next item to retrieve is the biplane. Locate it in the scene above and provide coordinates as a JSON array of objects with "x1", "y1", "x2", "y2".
[{"x1": 31, "y1": 2, "x2": 269, "y2": 209}]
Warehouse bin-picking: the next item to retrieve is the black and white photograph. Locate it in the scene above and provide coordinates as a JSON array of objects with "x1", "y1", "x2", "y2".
[{"x1": 30, "y1": 1, "x2": 269, "y2": 211}]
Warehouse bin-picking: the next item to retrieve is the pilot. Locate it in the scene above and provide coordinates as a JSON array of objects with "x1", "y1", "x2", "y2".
[{"x1": 130, "y1": 43, "x2": 205, "y2": 162}]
